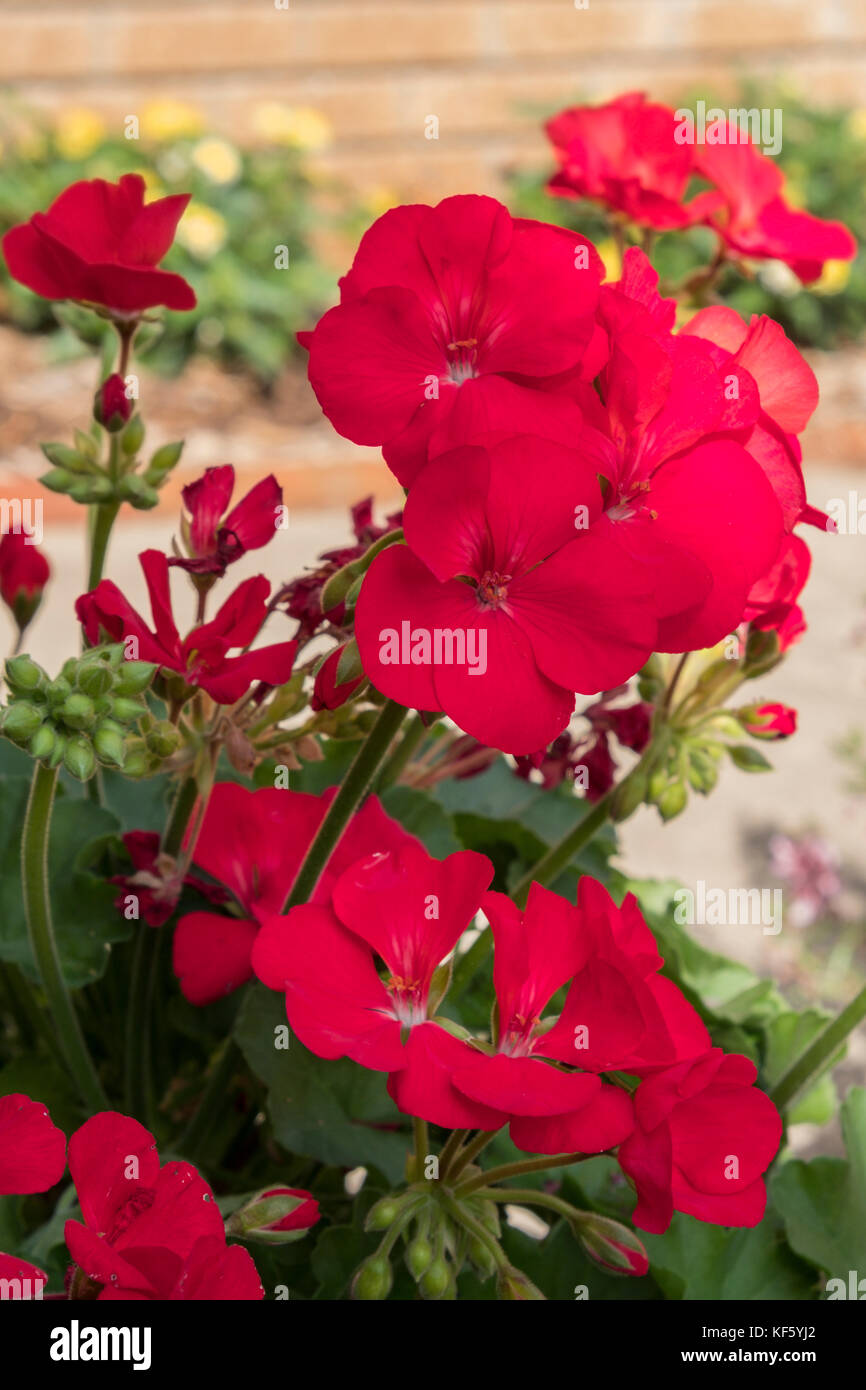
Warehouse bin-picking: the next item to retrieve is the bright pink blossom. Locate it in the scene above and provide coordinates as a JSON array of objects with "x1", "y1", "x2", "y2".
[
  {"x1": 744, "y1": 702, "x2": 797, "y2": 739},
  {"x1": 0, "y1": 1092, "x2": 66, "y2": 1194},
  {"x1": 76, "y1": 549, "x2": 297, "y2": 703},
  {"x1": 173, "y1": 784, "x2": 418, "y2": 1004},
  {"x1": 618, "y1": 1050, "x2": 782, "y2": 1233},
  {"x1": 300, "y1": 194, "x2": 605, "y2": 486},
  {"x1": 742, "y1": 532, "x2": 811, "y2": 650},
  {"x1": 354, "y1": 436, "x2": 658, "y2": 754}
]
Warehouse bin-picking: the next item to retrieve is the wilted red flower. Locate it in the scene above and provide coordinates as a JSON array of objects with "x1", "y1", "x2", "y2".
[
  {"x1": 0, "y1": 1093, "x2": 66, "y2": 1195},
  {"x1": 64, "y1": 1112, "x2": 263, "y2": 1300},
  {"x1": 252, "y1": 842, "x2": 503, "y2": 1129},
  {"x1": 618, "y1": 1049, "x2": 782, "y2": 1233},
  {"x1": 545, "y1": 92, "x2": 721, "y2": 230},
  {"x1": 173, "y1": 783, "x2": 418, "y2": 1004},
  {"x1": 93, "y1": 373, "x2": 133, "y2": 432},
  {"x1": 354, "y1": 437, "x2": 658, "y2": 755},
  {"x1": 76, "y1": 549, "x2": 297, "y2": 703},
  {"x1": 2, "y1": 174, "x2": 196, "y2": 314},
  {"x1": 169, "y1": 465, "x2": 283, "y2": 577},
  {"x1": 743, "y1": 701, "x2": 797, "y2": 739},
  {"x1": 0, "y1": 529, "x2": 49, "y2": 632},
  {"x1": 110, "y1": 829, "x2": 229, "y2": 928},
  {"x1": 695, "y1": 134, "x2": 857, "y2": 283},
  {"x1": 300, "y1": 194, "x2": 604, "y2": 486}
]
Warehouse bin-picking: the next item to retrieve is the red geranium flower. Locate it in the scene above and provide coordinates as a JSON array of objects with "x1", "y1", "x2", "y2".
[
  {"x1": 252, "y1": 842, "x2": 504, "y2": 1129},
  {"x1": 300, "y1": 194, "x2": 605, "y2": 486},
  {"x1": 2, "y1": 174, "x2": 196, "y2": 314},
  {"x1": 695, "y1": 135, "x2": 857, "y2": 283},
  {"x1": 354, "y1": 436, "x2": 658, "y2": 755},
  {"x1": 575, "y1": 250, "x2": 784, "y2": 651},
  {"x1": 0, "y1": 529, "x2": 49, "y2": 632},
  {"x1": 76, "y1": 549, "x2": 297, "y2": 704},
  {"x1": 110, "y1": 829, "x2": 229, "y2": 928},
  {"x1": 0, "y1": 1092, "x2": 66, "y2": 1195},
  {"x1": 618, "y1": 1050, "x2": 782, "y2": 1233},
  {"x1": 311, "y1": 643, "x2": 365, "y2": 710},
  {"x1": 545, "y1": 92, "x2": 721, "y2": 230},
  {"x1": 63, "y1": 1112, "x2": 263, "y2": 1300},
  {"x1": 169, "y1": 465, "x2": 283, "y2": 576},
  {"x1": 173, "y1": 783, "x2": 418, "y2": 1004}
]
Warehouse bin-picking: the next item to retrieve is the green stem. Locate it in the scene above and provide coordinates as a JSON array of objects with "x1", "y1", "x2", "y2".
[
  {"x1": 282, "y1": 699, "x2": 408, "y2": 911},
  {"x1": 439, "y1": 1192, "x2": 509, "y2": 1270},
  {"x1": 456, "y1": 1151, "x2": 589, "y2": 1196},
  {"x1": 21, "y1": 763, "x2": 107, "y2": 1109},
  {"x1": 470, "y1": 1185, "x2": 586, "y2": 1224},
  {"x1": 413, "y1": 1116, "x2": 430, "y2": 1175},
  {"x1": 445, "y1": 1128, "x2": 499, "y2": 1183},
  {"x1": 438, "y1": 1127, "x2": 469, "y2": 1178},
  {"x1": 770, "y1": 980, "x2": 866, "y2": 1113},
  {"x1": 178, "y1": 1038, "x2": 242, "y2": 1158},
  {"x1": 375, "y1": 711, "x2": 437, "y2": 792},
  {"x1": 86, "y1": 500, "x2": 120, "y2": 591}
]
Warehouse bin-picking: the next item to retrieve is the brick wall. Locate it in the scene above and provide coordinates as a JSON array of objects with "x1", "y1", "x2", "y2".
[{"x1": 1, "y1": 0, "x2": 865, "y2": 200}]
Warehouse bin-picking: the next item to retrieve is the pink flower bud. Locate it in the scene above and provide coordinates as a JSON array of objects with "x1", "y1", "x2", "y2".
[{"x1": 94, "y1": 373, "x2": 133, "y2": 432}]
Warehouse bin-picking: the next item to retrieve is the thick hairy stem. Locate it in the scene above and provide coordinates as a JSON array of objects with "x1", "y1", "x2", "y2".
[{"x1": 21, "y1": 763, "x2": 107, "y2": 1109}]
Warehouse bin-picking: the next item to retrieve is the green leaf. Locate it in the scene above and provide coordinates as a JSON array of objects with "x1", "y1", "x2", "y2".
[
  {"x1": 643, "y1": 1210, "x2": 816, "y2": 1300},
  {"x1": 772, "y1": 1087, "x2": 866, "y2": 1281},
  {"x1": 0, "y1": 775, "x2": 129, "y2": 987},
  {"x1": 311, "y1": 1225, "x2": 373, "y2": 1300},
  {"x1": 763, "y1": 1009, "x2": 840, "y2": 1126},
  {"x1": 234, "y1": 984, "x2": 409, "y2": 1183},
  {"x1": 380, "y1": 785, "x2": 460, "y2": 857}
]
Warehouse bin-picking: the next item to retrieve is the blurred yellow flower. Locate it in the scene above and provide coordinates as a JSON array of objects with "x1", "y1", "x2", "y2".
[
  {"x1": 142, "y1": 99, "x2": 203, "y2": 143},
  {"x1": 364, "y1": 185, "x2": 398, "y2": 218},
  {"x1": 847, "y1": 109, "x2": 866, "y2": 141},
  {"x1": 55, "y1": 107, "x2": 106, "y2": 160},
  {"x1": 176, "y1": 203, "x2": 228, "y2": 260},
  {"x1": 595, "y1": 237, "x2": 622, "y2": 283},
  {"x1": 130, "y1": 168, "x2": 167, "y2": 200},
  {"x1": 192, "y1": 137, "x2": 242, "y2": 185},
  {"x1": 814, "y1": 259, "x2": 852, "y2": 295},
  {"x1": 252, "y1": 102, "x2": 332, "y2": 150}
]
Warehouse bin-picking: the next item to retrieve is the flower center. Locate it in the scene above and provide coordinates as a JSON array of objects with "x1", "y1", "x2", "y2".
[
  {"x1": 446, "y1": 337, "x2": 478, "y2": 384},
  {"x1": 477, "y1": 570, "x2": 511, "y2": 607},
  {"x1": 388, "y1": 974, "x2": 427, "y2": 1027}
]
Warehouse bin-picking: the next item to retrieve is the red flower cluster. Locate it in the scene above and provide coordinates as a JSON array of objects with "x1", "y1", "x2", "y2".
[
  {"x1": 252, "y1": 847, "x2": 781, "y2": 1234},
  {"x1": 544, "y1": 92, "x2": 856, "y2": 283},
  {"x1": 303, "y1": 196, "x2": 821, "y2": 751}
]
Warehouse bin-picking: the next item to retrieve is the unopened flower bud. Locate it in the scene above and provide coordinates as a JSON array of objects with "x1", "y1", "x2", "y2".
[
  {"x1": 418, "y1": 1257, "x2": 452, "y2": 1300},
  {"x1": 657, "y1": 780, "x2": 688, "y2": 821},
  {"x1": 5, "y1": 655, "x2": 45, "y2": 693},
  {"x1": 113, "y1": 661, "x2": 157, "y2": 697},
  {"x1": 145, "y1": 720, "x2": 181, "y2": 758},
  {"x1": 93, "y1": 721, "x2": 126, "y2": 768},
  {"x1": 110, "y1": 696, "x2": 147, "y2": 725},
  {"x1": 1, "y1": 701, "x2": 43, "y2": 744},
  {"x1": 60, "y1": 692, "x2": 96, "y2": 731},
  {"x1": 93, "y1": 373, "x2": 133, "y2": 432},
  {"x1": 77, "y1": 662, "x2": 114, "y2": 698},
  {"x1": 225, "y1": 1187, "x2": 319, "y2": 1245},
  {"x1": 405, "y1": 1234, "x2": 433, "y2": 1280},
  {"x1": 351, "y1": 1254, "x2": 393, "y2": 1301},
  {"x1": 496, "y1": 1263, "x2": 545, "y2": 1300},
  {"x1": 63, "y1": 734, "x2": 96, "y2": 781}
]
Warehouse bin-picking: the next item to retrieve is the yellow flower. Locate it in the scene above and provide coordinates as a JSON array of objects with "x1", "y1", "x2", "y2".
[
  {"x1": 142, "y1": 99, "x2": 203, "y2": 144},
  {"x1": 55, "y1": 107, "x2": 106, "y2": 161},
  {"x1": 595, "y1": 237, "x2": 622, "y2": 283},
  {"x1": 847, "y1": 109, "x2": 866, "y2": 141},
  {"x1": 252, "y1": 102, "x2": 332, "y2": 150},
  {"x1": 192, "y1": 137, "x2": 242, "y2": 185},
  {"x1": 813, "y1": 259, "x2": 852, "y2": 296},
  {"x1": 364, "y1": 185, "x2": 398, "y2": 219},
  {"x1": 176, "y1": 203, "x2": 228, "y2": 260}
]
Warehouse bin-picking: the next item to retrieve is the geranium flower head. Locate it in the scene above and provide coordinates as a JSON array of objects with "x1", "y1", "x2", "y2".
[
  {"x1": 354, "y1": 435, "x2": 658, "y2": 754},
  {"x1": 545, "y1": 92, "x2": 721, "y2": 230},
  {"x1": 63, "y1": 1112, "x2": 263, "y2": 1300},
  {"x1": 170, "y1": 465, "x2": 283, "y2": 576},
  {"x1": 2, "y1": 173, "x2": 196, "y2": 314},
  {"x1": 300, "y1": 194, "x2": 605, "y2": 486},
  {"x1": 76, "y1": 549, "x2": 297, "y2": 704}
]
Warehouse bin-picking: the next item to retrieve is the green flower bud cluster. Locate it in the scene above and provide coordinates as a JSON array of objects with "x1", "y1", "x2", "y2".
[
  {"x1": 1, "y1": 647, "x2": 156, "y2": 780},
  {"x1": 352, "y1": 1188, "x2": 507, "y2": 1300},
  {"x1": 121, "y1": 712, "x2": 183, "y2": 780},
  {"x1": 39, "y1": 423, "x2": 184, "y2": 512}
]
